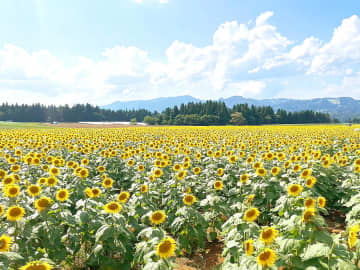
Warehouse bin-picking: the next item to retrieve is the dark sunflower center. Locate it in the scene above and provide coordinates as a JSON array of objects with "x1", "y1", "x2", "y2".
[
  {"x1": 246, "y1": 210, "x2": 255, "y2": 218},
  {"x1": 108, "y1": 203, "x2": 119, "y2": 211},
  {"x1": 262, "y1": 229, "x2": 273, "y2": 239},
  {"x1": 152, "y1": 212, "x2": 163, "y2": 221},
  {"x1": 259, "y1": 251, "x2": 271, "y2": 261},
  {"x1": 159, "y1": 241, "x2": 171, "y2": 253},
  {"x1": 10, "y1": 207, "x2": 21, "y2": 217}
]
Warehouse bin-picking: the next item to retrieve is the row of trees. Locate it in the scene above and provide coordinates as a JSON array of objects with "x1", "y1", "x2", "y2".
[
  {"x1": 0, "y1": 103, "x2": 153, "y2": 122},
  {"x1": 144, "y1": 102, "x2": 335, "y2": 125},
  {"x1": 0, "y1": 101, "x2": 335, "y2": 125}
]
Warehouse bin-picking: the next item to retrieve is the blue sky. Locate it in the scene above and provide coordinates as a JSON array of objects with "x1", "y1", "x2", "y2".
[{"x1": 0, "y1": 0, "x2": 359, "y2": 105}]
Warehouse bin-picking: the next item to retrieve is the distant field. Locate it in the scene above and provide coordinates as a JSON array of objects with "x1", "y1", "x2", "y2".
[{"x1": 0, "y1": 121, "x2": 51, "y2": 129}]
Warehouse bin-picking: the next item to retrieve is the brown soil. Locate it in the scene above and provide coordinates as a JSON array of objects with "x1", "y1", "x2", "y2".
[{"x1": 175, "y1": 242, "x2": 224, "y2": 270}]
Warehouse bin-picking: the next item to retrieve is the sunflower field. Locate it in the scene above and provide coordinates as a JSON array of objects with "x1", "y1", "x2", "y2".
[{"x1": 1, "y1": 125, "x2": 360, "y2": 270}]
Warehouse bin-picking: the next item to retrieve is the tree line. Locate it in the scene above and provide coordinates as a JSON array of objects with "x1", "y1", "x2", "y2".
[
  {"x1": 0, "y1": 101, "x2": 336, "y2": 125},
  {"x1": 144, "y1": 101, "x2": 336, "y2": 125}
]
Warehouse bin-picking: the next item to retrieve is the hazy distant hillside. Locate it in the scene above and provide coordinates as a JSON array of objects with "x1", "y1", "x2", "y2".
[
  {"x1": 102, "y1": 96, "x2": 360, "y2": 120},
  {"x1": 103, "y1": 95, "x2": 200, "y2": 112}
]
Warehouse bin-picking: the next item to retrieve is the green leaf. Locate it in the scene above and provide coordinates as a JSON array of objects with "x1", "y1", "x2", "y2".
[{"x1": 302, "y1": 243, "x2": 331, "y2": 260}]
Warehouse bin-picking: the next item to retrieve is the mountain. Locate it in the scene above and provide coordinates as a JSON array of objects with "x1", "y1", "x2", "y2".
[
  {"x1": 102, "y1": 96, "x2": 360, "y2": 120},
  {"x1": 102, "y1": 95, "x2": 201, "y2": 112}
]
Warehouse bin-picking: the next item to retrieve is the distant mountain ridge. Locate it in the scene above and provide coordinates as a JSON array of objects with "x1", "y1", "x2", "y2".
[{"x1": 102, "y1": 96, "x2": 360, "y2": 120}]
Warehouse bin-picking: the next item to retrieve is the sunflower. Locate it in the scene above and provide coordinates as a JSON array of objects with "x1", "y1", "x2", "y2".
[
  {"x1": 240, "y1": 174, "x2": 249, "y2": 184},
  {"x1": 19, "y1": 260, "x2": 53, "y2": 270},
  {"x1": 271, "y1": 167, "x2": 280, "y2": 176},
  {"x1": 2, "y1": 176, "x2": 14, "y2": 185},
  {"x1": 4, "y1": 185, "x2": 20, "y2": 198},
  {"x1": 304, "y1": 198, "x2": 315, "y2": 208},
  {"x1": 56, "y1": 189, "x2": 69, "y2": 202},
  {"x1": 150, "y1": 210, "x2": 167, "y2": 225},
  {"x1": 257, "y1": 248, "x2": 277, "y2": 268},
  {"x1": 318, "y1": 196, "x2": 326, "y2": 208},
  {"x1": 214, "y1": 180, "x2": 223, "y2": 190},
  {"x1": 141, "y1": 184, "x2": 148, "y2": 193},
  {"x1": 217, "y1": 168, "x2": 224, "y2": 176},
  {"x1": 301, "y1": 208, "x2": 316, "y2": 223},
  {"x1": 6, "y1": 206, "x2": 25, "y2": 222},
  {"x1": 156, "y1": 237, "x2": 176, "y2": 259},
  {"x1": 10, "y1": 164, "x2": 20, "y2": 172},
  {"x1": 300, "y1": 169, "x2": 312, "y2": 179},
  {"x1": 102, "y1": 178, "x2": 113, "y2": 188},
  {"x1": 173, "y1": 164, "x2": 182, "y2": 171},
  {"x1": 49, "y1": 167, "x2": 60, "y2": 176},
  {"x1": 256, "y1": 168, "x2": 267, "y2": 177},
  {"x1": 177, "y1": 170, "x2": 187, "y2": 180},
  {"x1": 117, "y1": 191, "x2": 130, "y2": 203},
  {"x1": 305, "y1": 176, "x2": 317, "y2": 188},
  {"x1": 79, "y1": 168, "x2": 89, "y2": 178},
  {"x1": 183, "y1": 194, "x2": 196, "y2": 206},
  {"x1": 97, "y1": 166, "x2": 106, "y2": 173},
  {"x1": 0, "y1": 234, "x2": 12, "y2": 252},
  {"x1": 229, "y1": 155, "x2": 237, "y2": 163},
  {"x1": 153, "y1": 168, "x2": 163, "y2": 178},
  {"x1": 348, "y1": 225, "x2": 359, "y2": 248},
  {"x1": 46, "y1": 176, "x2": 58, "y2": 187},
  {"x1": 38, "y1": 177, "x2": 47, "y2": 185},
  {"x1": 0, "y1": 205, "x2": 4, "y2": 216},
  {"x1": 246, "y1": 194, "x2": 255, "y2": 205},
  {"x1": 193, "y1": 167, "x2": 201, "y2": 174},
  {"x1": 0, "y1": 169, "x2": 7, "y2": 179},
  {"x1": 27, "y1": 185, "x2": 41, "y2": 197},
  {"x1": 293, "y1": 164, "x2": 301, "y2": 172},
  {"x1": 35, "y1": 197, "x2": 52, "y2": 212},
  {"x1": 287, "y1": 184, "x2": 303, "y2": 196},
  {"x1": 91, "y1": 188, "x2": 101, "y2": 198},
  {"x1": 245, "y1": 239, "x2": 254, "y2": 256},
  {"x1": 244, "y1": 208, "x2": 260, "y2": 222},
  {"x1": 260, "y1": 227, "x2": 278, "y2": 245},
  {"x1": 104, "y1": 201, "x2": 122, "y2": 214}
]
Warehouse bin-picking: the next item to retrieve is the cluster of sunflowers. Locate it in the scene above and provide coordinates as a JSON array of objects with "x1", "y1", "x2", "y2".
[{"x1": 0, "y1": 125, "x2": 360, "y2": 269}]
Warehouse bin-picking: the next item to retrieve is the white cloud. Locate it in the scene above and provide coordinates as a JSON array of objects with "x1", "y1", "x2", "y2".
[{"x1": 0, "y1": 12, "x2": 359, "y2": 105}]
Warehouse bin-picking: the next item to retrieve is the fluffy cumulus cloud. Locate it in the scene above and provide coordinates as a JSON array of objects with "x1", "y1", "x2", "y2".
[{"x1": 0, "y1": 12, "x2": 359, "y2": 105}]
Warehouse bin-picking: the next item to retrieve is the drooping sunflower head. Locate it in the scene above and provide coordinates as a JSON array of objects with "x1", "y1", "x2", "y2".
[
  {"x1": 19, "y1": 260, "x2": 53, "y2": 270},
  {"x1": 301, "y1": 208, "x2": 316, "y2": 223},
  {"x1": 318, "y1": 196, "x2": 326, "y2": 208},
  {"x1": 117, "y1": 191, "x2": 130, "y2": 203},
  {"x1": 246, "y1": 194, "x2": 255, "y2": 206},
  {"x1": 35, "y1": 197, "x2": 52, "y2": 212},
  {"x1": 6, "y1": 206, "x2": 25, "y2": 222},
  {"x1": 156, "y1": 237, "x2": 176, "y2": 259},
  {"x1": 56, "y1": 189, "x2": 69, "y2": 202},
  {"x1": 27, "y1": 185, "x2": 41, "y2": 197},
  {"x1": 104, "y1": 201, "x2": 122, "y2": 214},
  {"x1": 245, "y1": 239, "x2": 254, "y2": 256},
  {"x1": 214, "y1": 180, "x2": 223, "y2": 190},
  {"x1": 244, "y1": 208, "x2": 260, "y2": 222},
  {"x1": 260, "y1": 227, "x2": 278, "y2": 245},
  {"x1": 150, "y1": 210, "x2": 166, "y2": 225},
  {"x1": 257, "y1": 248, "x2": 277, "y2": 268},
  {"x1": 0, "y1": 234, "x2": 12, "y2": 252},
  {"x1": 287, "y1": 184, "x2": 303, "y2": 196},
  {"x1": 183, "y1": 194, "x2": 196, "y2": 206}
]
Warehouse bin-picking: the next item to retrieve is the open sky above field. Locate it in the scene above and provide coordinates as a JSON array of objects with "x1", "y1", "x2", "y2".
[{"x1": 0, "y1": 0, "x2": 359, "y2": 105}]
